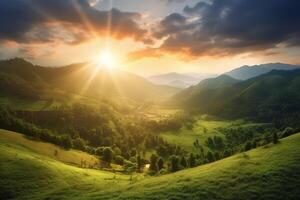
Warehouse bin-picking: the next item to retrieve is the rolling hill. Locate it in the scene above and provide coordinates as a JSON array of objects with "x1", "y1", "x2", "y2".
[
  {"x1": 169, "y1": 74, "x2": 240, "y2": 110},
  {"x1": 225, "y1": 63, "x2": 299, "y2": 80},
  {"x1": 170, "y1": 69, "x2": 300, "y2": 125},
  {"x1": 0, "y1": 58, "x2": 180, "y2": 103},
  {"x1": 1, "y1": 128, "x2": 300, "y2": 199}
]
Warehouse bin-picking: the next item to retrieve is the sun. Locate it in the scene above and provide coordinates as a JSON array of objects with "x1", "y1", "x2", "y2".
[{"x1": 93, "y1": 51, "x2": 115, "y2": 69}]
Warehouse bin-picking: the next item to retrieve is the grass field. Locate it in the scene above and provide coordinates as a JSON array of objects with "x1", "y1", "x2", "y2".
[
  {"x1": 95, "y1": 133, "x2": 300, "y2": 200},
  {"x1": 1, "y1": 129, "x2": 300, "y2": 199},
  {"x1": 0, "y1": 129, "x2": 122, "y2": 169},
  {"x1": 160, "y1": 118, "x2": 272, "y2": 153}
]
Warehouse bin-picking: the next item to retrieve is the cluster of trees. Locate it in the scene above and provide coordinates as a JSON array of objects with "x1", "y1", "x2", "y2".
[
  {"x1": 205, "y1": 136, "x2": 225, "y2": 150},
  {"x1": 0, "y1": 106, "x2": 81, "y2": 149},
  {"x1": 145, "y1": 135, "x2": 185, "y2": 158},
  {"x1": 0, "y1": 105, "x2": 189, "y2": 174},
  {"x1": 148, "y1": 152, "x2": 197, "y2": 175}
]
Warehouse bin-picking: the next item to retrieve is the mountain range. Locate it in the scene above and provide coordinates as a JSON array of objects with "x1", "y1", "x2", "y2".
[
  {"x1": 225, "y1": 63, "x2": 299, "y2": 80},
  {"x1": 0, "y1": 58, "x2": 180, "y2": 102},
  {"x1": 170, "y1": 68, "x2": 300, "y2": 126},
  {"x1": 148, "y1": 72, "x2": 217, "y2": 88}
]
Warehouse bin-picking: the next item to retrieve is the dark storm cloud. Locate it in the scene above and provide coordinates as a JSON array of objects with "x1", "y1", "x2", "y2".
[
  {"x1": 0, "y1": 0, "x2": 148, "y2": 44},
  {"x1": 153, "y1": 13, "x2": 195, "y2": 39},
  {"x1": 148, "y1": 0, "x2": 300, "y2": 58}
]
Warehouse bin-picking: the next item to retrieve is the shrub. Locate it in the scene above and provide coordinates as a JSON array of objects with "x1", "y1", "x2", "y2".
[
  {"x1": 169, "y1": 155, "x2": 180, "y2": 172},
  {"x1": 115, "y1": 155, "x2": 125, "y2": 165},
  {"x1": 102, "y1": 147, "x2": 114, "y2": 164},
  {"x1": 73, "y1": 138, "x2": 85, "y2": 150}
]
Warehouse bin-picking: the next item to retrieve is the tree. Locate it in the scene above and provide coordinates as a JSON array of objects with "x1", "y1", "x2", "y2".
[
  {"x1": 60, "y1": 135, "x2": 73, "y2": 149},
  {"x1": 214, "y1": 152, "x2": 220, "y2": 160},
  {"x1": 273, "y1": 132, "x2": 278, "y2": 144},
  {"x1": 73, "y1": 137, "x2": 85, "y2": 150},
  {"x1": 180, "y1": 156, "x2": 188, "y2": 168},
  {"x1": 205, "y1": 137, "x2": 215, "y2": 148},
  {"x1": 244, "y1": 141, "x2": 252, "y2": 151},
  {"x1": 102, "y1": 147, "x2": 114, "y2": 165},
  {"x1": 223, "y1": 149, "x2": 231, "y2": 158},
  {"x1": 189, "y1": 153, "x2": 196, "y2": 167},
  {"x1": 169, "y1": 155, "x2": 180, "y2": 172},
  {"x1": 149, "y1": 154, "x2": 158, "y2": 172},
  {"x1": 206, "y1": 151, "x2": 214, "y2": 163},
  {"x1": 213, "y1": 136, "x2": 224, "y2": 149},
  {"x1": 157, "y1": 157, "x2": 164, "y2": 171}
]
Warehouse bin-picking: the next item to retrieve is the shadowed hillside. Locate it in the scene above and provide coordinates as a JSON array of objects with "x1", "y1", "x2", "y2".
[{"x1": 170, "y1": 69, "x2": 300, "y2": 126}]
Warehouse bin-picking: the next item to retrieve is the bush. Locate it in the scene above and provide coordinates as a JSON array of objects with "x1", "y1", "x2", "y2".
[
  {"x1": 115, "y1": 155, "x2": 124, "y2": 165},
  {"x1": 73, "y1": 138, "x2": 85, "y2": 150},
  {"x1": 123, "y1": 160, "x2": 136, "y2": 173},
  {"x1": 158, "y1": 168, "x2": 168, "y2": 175},
  {"x1": 95, "y1": 147, "x2": 104, "y2": 156},
  {"x1": 102, "y1": 147, "x2": 114, "y2": 164}
]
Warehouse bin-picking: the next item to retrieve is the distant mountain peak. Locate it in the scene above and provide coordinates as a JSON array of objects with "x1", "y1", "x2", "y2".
[
  {"x1": 148, "y1": 72, "x2": 217, "y2": 88},
  {"x1": 225, "y1": 63, "x2": 300, "y2": 80}
]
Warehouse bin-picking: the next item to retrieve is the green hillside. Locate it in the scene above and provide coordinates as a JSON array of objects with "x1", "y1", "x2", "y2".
[
  {"x1": 0, "y1": 129, "x2": 136, "y2": 200},
  {"x1": 95, "y1": 133, "x2": 300, "y2": 200},
  {"x1": 1, "y1": 129, "x2": 300, "y2": 200},
  {"x1": 0, "y1": 58, "x2": 180, "y2": 103},
  {"x1": 171, "y1": 69, "x2": 300, "y2": 126}
]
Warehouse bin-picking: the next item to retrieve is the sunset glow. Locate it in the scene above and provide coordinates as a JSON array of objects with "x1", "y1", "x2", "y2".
[{"x1": 93, "y1": 50, "x2": 115, "y2": 69}]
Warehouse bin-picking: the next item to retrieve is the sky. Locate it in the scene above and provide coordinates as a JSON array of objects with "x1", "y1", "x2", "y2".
[{"x1": 0, "y1": 0, "x2": 300, "y2": 76}]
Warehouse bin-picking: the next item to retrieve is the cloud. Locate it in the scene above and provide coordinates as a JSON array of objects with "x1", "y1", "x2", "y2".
[
  {"x1": 135, "y1": 0, "x2": 300, "y2": 60},
  {"x1": 0, "y1": 0, "x2": 148, "y2": 44}
]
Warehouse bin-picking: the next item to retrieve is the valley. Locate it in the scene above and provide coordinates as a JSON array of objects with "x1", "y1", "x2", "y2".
[
  {"x1": 1, "y1": 1, "x2": 300, "y2": 199},
  {"x1": 0, "y1": 58, "x2": 300, "y2": 200}
]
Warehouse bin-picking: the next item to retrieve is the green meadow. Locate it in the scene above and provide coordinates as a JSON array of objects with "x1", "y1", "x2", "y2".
[
  {"x1": 159, "y1": 117, "x2": 272, "y2": 153},
  {"x1": 1, "y1": 129, "x2": 300, "y2": 200}
]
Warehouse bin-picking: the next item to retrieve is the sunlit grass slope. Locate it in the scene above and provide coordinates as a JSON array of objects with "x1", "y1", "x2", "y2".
[
  {"x1": 1, "y1": 129, "x2": 300, "y2": 200},
  {"x1": 0, "y1": 130, "x2": 140, "y2": 200},
  {"x1": 0, "y1": 129, "x2": 100, "y2": 167},
  {"x1": 98, "y1": 133, "x2": 300, "y2": 200}
]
